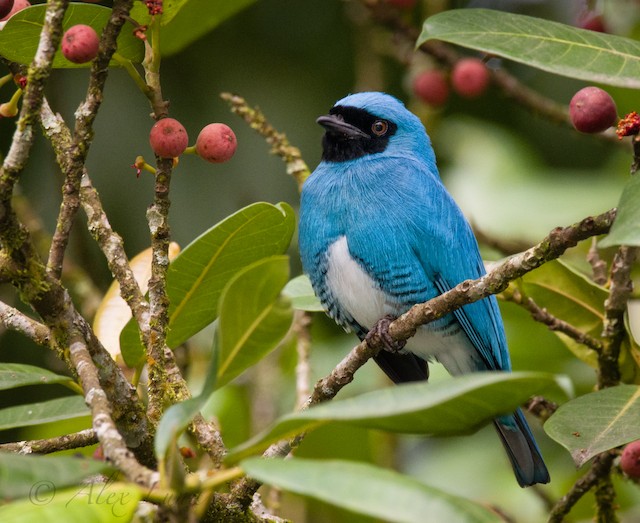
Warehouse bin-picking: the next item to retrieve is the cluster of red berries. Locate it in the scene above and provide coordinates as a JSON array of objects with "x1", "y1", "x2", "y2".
[
  {"x1": 149, "y1": 118, "x2": 237, "y2": 164},
  {"x1": 413, "y1": 58, "x2": 490, "y2": 107}
]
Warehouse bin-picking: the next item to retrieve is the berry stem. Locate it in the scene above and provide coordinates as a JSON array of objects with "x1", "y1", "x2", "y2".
[
  {"x1": 0, "y1": 72, "x2": 13, "y2": 90},
  {"x1": 112, "y1": 53, "x2": 151, "y2": 97}
]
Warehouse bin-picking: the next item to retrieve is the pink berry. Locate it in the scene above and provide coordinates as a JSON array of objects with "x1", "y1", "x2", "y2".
[
  {"x1": 569, "y1": 86, "x2": 618, "y2": 134},
  {"x1": 61, "y1": 24, "x2": 100, "y2": 64},
  {"x1": 412, "y1": 70, "x2": 449, "y2": 107},
  {"x1": 0, "y1": 0, "x2": 28, "y2": 22},
  {"x1": 621, "y1": 441, "x2": 640, "y2": 479},
  {"x1": 451, "y1": 58, "x2": 490, "y2": 99},
  {"x1": 195, "y1": 123, "x2": 237, "y2": 164},
  {"x1": 149, "y1": 118, "x2": 189, "y2": 158}
]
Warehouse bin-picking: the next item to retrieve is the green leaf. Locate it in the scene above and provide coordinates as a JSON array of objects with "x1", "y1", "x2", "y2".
[
  {"x1": 242, "y1": 458, "x2": 502, "y2": 523},
  {"x1": 0, "y1": 453, "x2": 114, "y2": 501},
  {"x1": 0, "y1": 4, "x2": 144, "y2": 68},
  {"x1": 0, "y1": 482, "x2": 141, "y2": 523},
  {"x1": 0, "y1": 363, "x2": 74, "y2": 391},
  {"x1": 544, "y1": 384, "x2": 640, "y2": 466},
  {"x1": 167, "y1": 202, "x2": 293, "y2": 346},
  {"x1": 130, "y1": 0, "x2": 258, "y2": 57},
  {"x1": 418, "y1": 9, "x2": 640, "y2": 88},
  {"x1": 216, "y1": 255, "x2": 293, "y2": 387},
  {"x1": 227, "y1": 372, "x2": 563, "y2": 462},
  {"x1": 0, "y1": 396, "x2": 90, "y2": 431},
  {"x1": 599, "y1": 174, "x2": 640, "y2": 248},
  {"x1": 120, "y1": 201, "x2": 295, "y2": 368},
  {"x1": 282, "y1": 274, "x2": 324, "y2": 312}
]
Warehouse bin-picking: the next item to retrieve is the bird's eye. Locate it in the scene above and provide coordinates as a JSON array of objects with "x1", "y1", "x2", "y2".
[{"x1": 371, "y1": 120, "x2": 388, "y2": 136}]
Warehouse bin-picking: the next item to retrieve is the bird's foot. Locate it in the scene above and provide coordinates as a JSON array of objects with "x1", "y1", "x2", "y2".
[{"x1": 365, "y1": 315, "x2": 406, "y2": 353}]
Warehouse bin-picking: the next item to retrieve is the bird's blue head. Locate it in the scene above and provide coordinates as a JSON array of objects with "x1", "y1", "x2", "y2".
[{"x1": 317, "y1": 92, "x2": 434, "y2": 165}]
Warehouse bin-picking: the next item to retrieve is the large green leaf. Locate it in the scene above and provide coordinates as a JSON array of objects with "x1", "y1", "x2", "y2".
[
  {"x1": 0, "y1": 396, "x2": 90, "y2": 430},
  {"x1": 418, "y1": 9, "x2": 640, "y2": 88},
  {"x1": 0, "y1": 4, "x2": 144, "y2": 68},
  {"x1": 242, "y1": 458, "x2": 502, "y2": 523},
  {"x1": 545, "y1": 384, "x2": 640, "y2": 466},
  {"x1": 282, "y1": 274, "x2": 324, "y2": 312},
  {"x1": 216, "y1": 256, "x2": 293, "y2": 387},
  {"x1": 599, "y1": 174, "x2": 640, "y2": 248},
  {"x1": 129, "y1": 0, "x2": 258, "y2": 57},
  {"x1": 120, "y1": 202, "x2": 295, "y2": 368},
  {"x1": 0, "y1": 482, "x2": 141, "y2": 523},
  {"x1": 0, "y1": 453, "x2": 113, "y2": 501},
  {"x1": 227, "y1": 372, "x2": 563, "y2": 462},
  {"x1": 165, "y1": 202, "x2": 294, "y2": 348},
  {"x1": 0, "y1": 363, "x2": 74, "y2": 391}
]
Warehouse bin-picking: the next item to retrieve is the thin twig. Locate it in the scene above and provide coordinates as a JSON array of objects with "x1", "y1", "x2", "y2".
[
  {"x1": 221, "y1": 92, "x2": 311, "y2": 191},
  {"x1": 504, "y1": 286, "x2": 604, "y2": 354},
  {"x1": 47, "y1": 0, "x2": 135, "y2": 279},
  {"x1": 0, "y1": 429, "x2": 97, "y2": 454},
  {"x1": 598, "y1": 245, "x2": 638, "y2": 389},
  {"x1": 547, "y1": 451, "x2": 617, "y2": 523},
  {"x1": 588, "y1": 237, "x2": 608, "y2": 286},
  {"x1": 0, "y1": 301, "x2": 50, "y2": 347}
]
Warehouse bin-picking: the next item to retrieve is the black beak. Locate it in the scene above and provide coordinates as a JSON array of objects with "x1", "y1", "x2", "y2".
[{"x1": 317, "y1": 114, "x2": 369, "y2": 139}]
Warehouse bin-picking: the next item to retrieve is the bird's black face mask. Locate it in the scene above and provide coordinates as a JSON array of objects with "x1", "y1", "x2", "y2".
[{"x1": 318, "y1": 105, "x2": 398, "y2": 162}]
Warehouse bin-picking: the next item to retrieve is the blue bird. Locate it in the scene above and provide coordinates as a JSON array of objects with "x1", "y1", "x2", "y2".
[{"x1": 298, "y1": 92, "x2": 549, "y2": 487}]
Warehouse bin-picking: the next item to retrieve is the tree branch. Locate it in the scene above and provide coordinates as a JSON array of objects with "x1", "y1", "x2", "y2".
[
  {"x1": 0, "y1": 300, "x2": 50, "y2": 347},
  {"x1": 47, "y1": 0, "x2": 135, "y2": 279},
  {"x1": 598, "y1": 245, "x2": 638, "y2": 389},
  {"x1": 0, "y1": 429, "x2": 97, "y2": 454}
]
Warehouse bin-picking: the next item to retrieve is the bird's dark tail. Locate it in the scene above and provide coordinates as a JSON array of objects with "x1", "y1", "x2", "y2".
[{"x1": 493, "y1": 409, "x2": 550, "y2": 487}]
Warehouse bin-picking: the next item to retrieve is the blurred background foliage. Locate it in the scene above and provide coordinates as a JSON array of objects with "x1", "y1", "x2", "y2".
[{"x1": 2, "y1": 0, "x2": 640, "y2": 521}]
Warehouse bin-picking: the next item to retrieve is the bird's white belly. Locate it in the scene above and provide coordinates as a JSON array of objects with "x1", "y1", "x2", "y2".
[
  {"x1": 325, "y1": 236, "x2": 388, "y2": 329},
  {"x1": 324, "y1": 236, "x2": 481, "y2": 374}
]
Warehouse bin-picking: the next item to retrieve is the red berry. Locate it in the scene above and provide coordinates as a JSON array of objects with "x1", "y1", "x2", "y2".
[
  {"x1": 621, "y1": 440, "x2": 640, "y2": 479},
  {"x1": 569, "y1": 86, "x2": 618, "y2": 134},
  {"x1": 0, "y1": 0, "x2": 28, "y2": 22},
  {"x1": 195, "y1": 123, "x2": 237, "y2": 164},
  {"x1": 149, "y1": 118, "x2": 189, "y2": 158},
  {"x1": 412, "y1": 70, "x2": 449, "y2": 107},
  {"x1": 386, "y1": 0, "x2": 416, "y2": 8},
  {"x1": 61, "y1": 24, "x2": 100, "y2": 64},
  {"x1": 451, "y1": 58, "x2": 490, "y2": 99}
]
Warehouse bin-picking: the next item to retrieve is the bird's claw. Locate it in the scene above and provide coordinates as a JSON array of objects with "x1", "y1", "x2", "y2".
[{"x1": 366, "y1": 315, "x2": 406, "y2": 353}]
